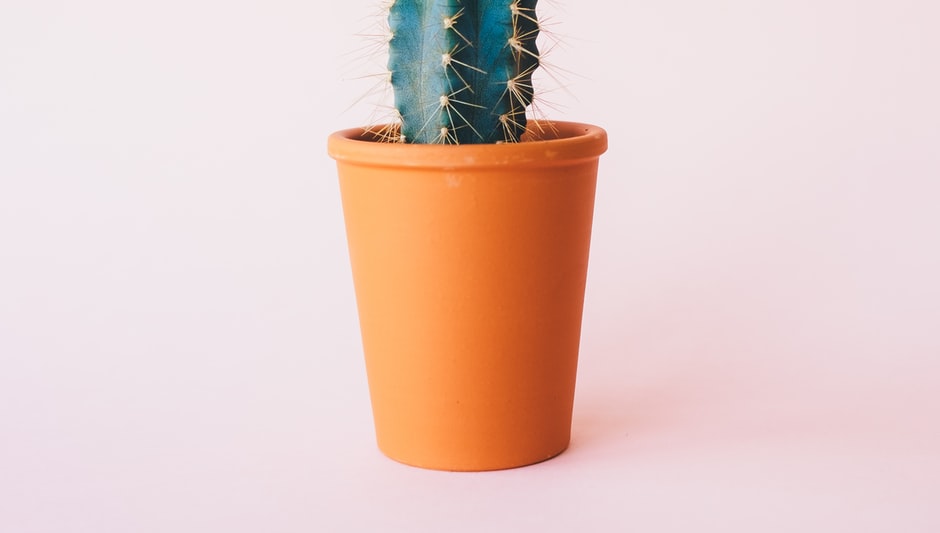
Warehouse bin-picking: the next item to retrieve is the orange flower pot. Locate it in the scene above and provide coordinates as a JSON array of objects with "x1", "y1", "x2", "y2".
[{"x1": 328, "y1": 121, "x2": 607, "y2": 471}]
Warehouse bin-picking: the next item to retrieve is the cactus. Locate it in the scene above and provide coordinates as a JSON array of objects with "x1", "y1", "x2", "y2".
[{"x1": 387, "y1": 0, "x2": 540, "y2": 144}]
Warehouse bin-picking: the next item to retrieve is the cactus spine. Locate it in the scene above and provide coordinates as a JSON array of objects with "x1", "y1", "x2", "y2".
[{"x1": 387, "y1": 0, "x2": 540, "y2": 144}]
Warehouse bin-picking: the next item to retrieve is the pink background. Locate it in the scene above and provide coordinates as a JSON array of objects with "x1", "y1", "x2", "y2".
[{"x1": 2, "y1": 0, "x2": 938, "y2": 531}]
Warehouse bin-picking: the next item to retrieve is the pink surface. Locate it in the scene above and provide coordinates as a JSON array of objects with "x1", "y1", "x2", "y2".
[{"x1": 1, "y1": 1, "x2": 938, "y2": 531}]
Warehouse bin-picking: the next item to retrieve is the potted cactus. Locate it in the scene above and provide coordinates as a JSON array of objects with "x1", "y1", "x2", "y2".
[{"x1": 327, "y1": 0, "x2": 607, "y2": 471}]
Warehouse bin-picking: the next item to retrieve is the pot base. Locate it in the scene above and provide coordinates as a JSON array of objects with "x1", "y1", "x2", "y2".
[{"x1": 380, "y1": 442, "x2": 570, "y2": 472}]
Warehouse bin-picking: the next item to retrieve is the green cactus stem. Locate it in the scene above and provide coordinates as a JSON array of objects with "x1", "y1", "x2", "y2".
[{"x1": 387, "y1": 0, "x2": 540, "y2": 144}]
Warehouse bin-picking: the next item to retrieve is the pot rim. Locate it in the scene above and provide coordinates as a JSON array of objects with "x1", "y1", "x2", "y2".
[{"x1": 327, "y1": 120, "x2": 607, "y2": 169}]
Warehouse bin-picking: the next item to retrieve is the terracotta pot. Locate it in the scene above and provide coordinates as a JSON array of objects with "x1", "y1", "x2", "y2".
[{"x1": 328, "y1": 120, "x2": 607, "y2": 471}]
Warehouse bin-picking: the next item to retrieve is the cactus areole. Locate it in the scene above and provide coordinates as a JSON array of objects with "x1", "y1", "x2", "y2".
[{"x1": 387, "y1": 0, "x2": 540, "y2": 144}]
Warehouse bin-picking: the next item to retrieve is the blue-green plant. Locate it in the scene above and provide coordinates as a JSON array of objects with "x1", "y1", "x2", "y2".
[{"x1": 386, "y1": 0, "x2": 540, "y2": 144}]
